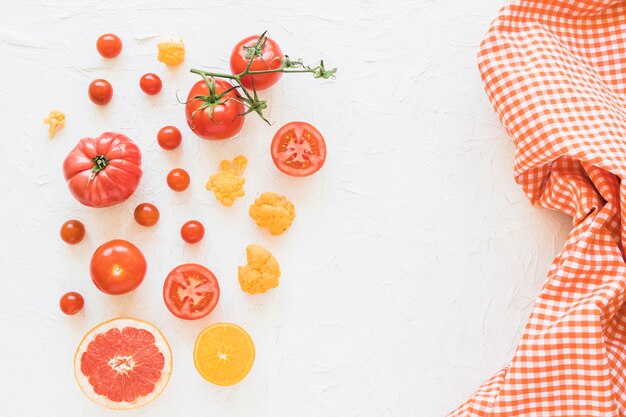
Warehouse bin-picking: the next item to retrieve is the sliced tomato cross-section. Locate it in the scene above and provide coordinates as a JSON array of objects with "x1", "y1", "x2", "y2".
[
  {"x1": 163, "y1": 264, "x2": 220, "y2": 320},
  {"x1": 270, "y1": 121, "x2": 327, "y2": 177}
]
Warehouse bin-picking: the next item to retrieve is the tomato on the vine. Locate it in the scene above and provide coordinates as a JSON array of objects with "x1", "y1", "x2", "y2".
[
  {"x1": 96, "y1": 34, "x2": 122, "y2": 58},
  {"x1": 60, "y1": 220, "x2": 85, "y2": 244},
  {"x1": 88, "y1": 79, "x2": 113, "y2": 105},
  {"x1": 140, "y1": 73, "x2": 162, "y2": 95},
  {"x1": 181, "y1": 220, "x2": 204, "y2": 244},
  {"x1": 230, "y1": 34, "x2": 283, "y2": 90},
  {"x1": 271, "y1": 121, "x2": 327, "y2": 177},
  {"x1": 134, "y1": 203, "x2": 160, "y2": 227},
  {"x1": 185, "y1": 79, "x2": 245, "y2": 140},
  {"x1": 163, "y1": 264, "x2": 219, "y2": 320},
  {"x1": 167, "y1": 168, "x2": 190, "y2": 192},
  {"x1": 90, "y1": 239, "x2": 147, "y2": 295},
  {"x1": 60, "y1": 291, "x2": 84, "y2": 315},
  {"x1": 157, "y1": 126, "x2": 182, "y2": 150}
]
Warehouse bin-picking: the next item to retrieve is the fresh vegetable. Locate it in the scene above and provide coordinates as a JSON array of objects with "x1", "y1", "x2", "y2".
[
  {"x1": 157, "y1": 40, "x2": 185, "y2": 66},
  {"x1": 271, "y1": 121, "x2": 326, "y2": 177},
  {"x1": 180, "y1": 220, "x2": 204, "y2": 244},
  {"x1": 90, "y1": 239, "x2": 147, "y2": 295},
  {"x1": 74, "y1": 317, "x2": 172, "y2": 409},
  {"x1": 139, "y1": 73, "x2": 162, "y2": 95},
  {"x1": 238, "y1": 244, "x2": 280, "y2": 294},
  {"x1": 60, "y1": 291, "x2": 84, "y2": 315},
  {"x1": 134, "y1": 203, "x2": 159, "y2": 227},
  {"x1": 163, "y1": 264, "x2": 220, "y2": 320},
  {"x1": 230, "y1": 34, "x2": 283, "y2": 90},
  {"x1": 157, "y1": 126, "x2": 182, "y2": 150},
  {"x1": 63, "y1": 132, "x2": 142, "y2": 207},
  {"x1": 249, "y1": 192, "x2": 295, "y2": 235},
  {"x1": 184, "y1": 79, "x2": 245, "y2": 140},
  {"x1": 88, "y1": 79, "x2": 113, "y2": 105},
  {"x1": 166, "y1": 168, "x2": 190, "y2": 192},
  {"x1": 96, "y1": 34, "x2": 122, "y2": 58},
  {"x1": 60, "y1": 220, "x2": 85, "y2": 244},
  {"x1": 43, "y1": 110, "x2": 65, "y2": 138},
  {"x1": 189, "y1": 31, "x2": 336, "y2": 124},
  {"x1": 194, "y1": 323, "x2": 255, "y2": 386},
  {"x1": 205, "y1": 155, "x2": 247, "y2": 206}
]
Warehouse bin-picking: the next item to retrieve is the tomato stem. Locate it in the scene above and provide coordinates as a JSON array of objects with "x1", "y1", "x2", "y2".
[
  {"x1": 90, "y1": 154, "x2": 109, "y2": 179},
  {"x1": 188, "y1": 31, "x2": 336, "y2": 125}
]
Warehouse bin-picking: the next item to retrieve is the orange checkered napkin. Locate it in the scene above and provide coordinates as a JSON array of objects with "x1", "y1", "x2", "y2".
[{"x1": 450, "y1": 1, "x2": 626, "y2": 416}]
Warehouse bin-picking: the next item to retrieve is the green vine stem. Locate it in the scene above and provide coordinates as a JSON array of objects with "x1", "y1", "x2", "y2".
[{"x1": 189, "y1": 31, "x2": 336, "y2": 124}]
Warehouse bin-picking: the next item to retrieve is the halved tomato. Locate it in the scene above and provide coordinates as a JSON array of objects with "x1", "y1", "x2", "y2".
[
  {"x1": 163, "y1": 264, "x2": 220, "y2": 320},
  {"x1": 270, "y1": 121, "x2": 326, "y2": 177}
]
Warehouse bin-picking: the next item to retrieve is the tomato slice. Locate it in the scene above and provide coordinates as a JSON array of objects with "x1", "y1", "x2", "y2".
[
  {"x1": 270, "y1": 121, "x2": 326, "y2": 177},
  {"x1": 163, "y1": 264, "x2": 220, "y2": 320}
]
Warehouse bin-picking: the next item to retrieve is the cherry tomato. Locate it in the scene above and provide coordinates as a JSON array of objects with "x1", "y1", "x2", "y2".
[
  {"x1": 90, "y1": 239, "x2": 147, "y2": 295},
  {"x1": 167, "y1": 168, "x2": 190, "y2": 191},
  {"x1": 163, "y1": 264, "x2": 220, "y2": 320},
  {"x1": 185, "y1": 79, "x2": 245, "y2": 140},
  {"x1": 139, "y1": 73, "x2": 162, "y2": 95},
  {"x1": 60, "y1": 291, "x2": 84, "y2": 315},
  {"x1": 96, "y1": 33, "x2": 122, "y2": 58},
  {"x1": 157, "y1": 126, "x2": 182, "y2": 150},
  {"x1": 230, "y1": 34, "x2": 283, "y2": 90},
  {"x1": 271, "y1": 121, "x2": 327, "y2": 177},
  {"x1": 134, "y1": 203, "x2": 160, "y2": 227},
  {"x1": 60, "y1": 220, "x2": 85, "y2": 245},
  {"x1": 181, "y1": 220, "x2": 204, "y2": 244},
  {"x1": 88, "y1": 79, "x2": 113, "y2": 105}
]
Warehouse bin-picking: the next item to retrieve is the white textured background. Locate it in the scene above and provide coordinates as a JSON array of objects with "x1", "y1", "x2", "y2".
[{"x1": 0, "y1": 0, "x2": 572, "y2": 416}]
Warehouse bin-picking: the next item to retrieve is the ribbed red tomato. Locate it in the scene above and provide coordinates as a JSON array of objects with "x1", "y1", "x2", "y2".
[{"x1": 63, "y1": 132, "x2": 142, "y2": 208}]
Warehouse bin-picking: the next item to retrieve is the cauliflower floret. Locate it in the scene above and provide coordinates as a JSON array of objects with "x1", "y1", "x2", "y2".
[
  {"x1": 238, "y1": 244, "x2": 280, "y2": 294},
  {"x1": 206, "y1": 155, "x2": 247, "y2": 207},
  {"x1": 157, "y1": 40, "x2": 185, "y2": 66},
  {"x1": 249, "y1": 192, "x2": 295, "y2": 235},
  {"x1": 43, "y1": 110, "x2": 65, "y2": 138}
]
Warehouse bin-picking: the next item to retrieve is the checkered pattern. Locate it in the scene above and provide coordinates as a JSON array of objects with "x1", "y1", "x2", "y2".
[{"x1": 449, "y1": 1, "x2": 626, "y2": 416}]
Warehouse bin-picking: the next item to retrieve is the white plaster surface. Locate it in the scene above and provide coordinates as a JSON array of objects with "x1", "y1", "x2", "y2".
[{"x1": 0, "y1": 0, "x2": 572, "y2": 416}]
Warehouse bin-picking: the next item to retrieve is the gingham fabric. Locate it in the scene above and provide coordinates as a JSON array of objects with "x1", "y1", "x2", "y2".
[{"x1": 449, "y1": 1, "x2": 626, "y2": 416}]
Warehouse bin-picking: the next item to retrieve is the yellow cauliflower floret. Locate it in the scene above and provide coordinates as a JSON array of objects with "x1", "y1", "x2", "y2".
[
  {"x1": 157, "y1": 40, "x2": 185, "y2": 66},
  {"x1": 43, "y1": 110, "x2": 65, "y2": 138},
  {"x1": 238, "y1": 244, "x2": 280, "y2": 294},
  {"x1": 205, "y1": 155, "x2": 247, "y2": 207},
  {"x1": 249, "y1": 192, "x2": 295, "y2": 235}
]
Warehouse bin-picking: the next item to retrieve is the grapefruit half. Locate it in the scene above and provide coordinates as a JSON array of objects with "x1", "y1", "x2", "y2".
[{"x1": 74, "y1": 317, "x2": 172, "y2": 409}]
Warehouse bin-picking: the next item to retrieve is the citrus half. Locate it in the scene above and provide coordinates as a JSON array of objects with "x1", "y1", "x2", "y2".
[
  {"x1": 74, "y1": 317, "x2": 172, "y2": 409},
  {"x1": 193, "y1": 322, "x2": 255, "y2": 386}
]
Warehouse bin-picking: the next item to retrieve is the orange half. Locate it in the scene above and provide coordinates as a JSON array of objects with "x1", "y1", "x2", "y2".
[{"x1": 193, "y1": 322, "x2": 255, "y2": 386}]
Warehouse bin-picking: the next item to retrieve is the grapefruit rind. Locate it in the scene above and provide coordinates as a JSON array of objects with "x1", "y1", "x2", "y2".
[
  {"x1": 74, "y1": 317, "x2": 172, "y2": 410},
  {"x1": 193, "y1": 322, "x2": 255, "y2": 386}
]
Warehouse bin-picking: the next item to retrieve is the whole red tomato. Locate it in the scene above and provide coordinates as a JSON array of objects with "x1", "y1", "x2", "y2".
[
  {"x1": 90, "y1": 239, "x2": 147, "y2": 295},
  {"x1": 185, "y1": 79, "x2": 245, "y2": 140},
  {"x1": 88, "y1": 79, "x2": 113, "y2": 105},
  {"x1": 63, "y1": 132, "x2": 142, "y2": 207},
  {"x1": 230, "y1": 34, "x2": 283, "y2": 90}
]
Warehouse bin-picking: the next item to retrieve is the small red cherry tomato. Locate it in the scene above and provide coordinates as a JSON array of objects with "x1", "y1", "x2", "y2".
[
  {"x1": 139, "y1": 73, "x2": 162, "y2": 95},
  {"x1": 157, "y1": 126, "x2": 182, "y2": 150},
  {"x1": 134, "y1": 203, "x2": 160, "y2": 227},
  {"x1": 271, "y1": 121, "x2": 327, "y2": 177},
  {"x1": 181, "y1": 220, "x2": 204, "y2": 244},
  {"x1": 88, "y1": 79, "x2": 113, "y2": 105},
  {"x1": 60, "y1": 291, "x2": 85, "y2": 315},
  {"x1": 60, "y1": 220, "x2": 85, "y2": 245},
  {"x1": 163, "y1": 264, "x2": 220, "y2": 320},
  {"x1": 167, "y1": 168, "x2": 190, "y2": 192},
  {"x1": 96, "y1": 33, "x2": 122, "y2": 58}
]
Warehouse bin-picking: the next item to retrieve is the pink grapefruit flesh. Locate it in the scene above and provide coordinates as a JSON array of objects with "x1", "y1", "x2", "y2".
[{"x1": 74, "y1": 317, "x2": 172, "y2": 409}]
